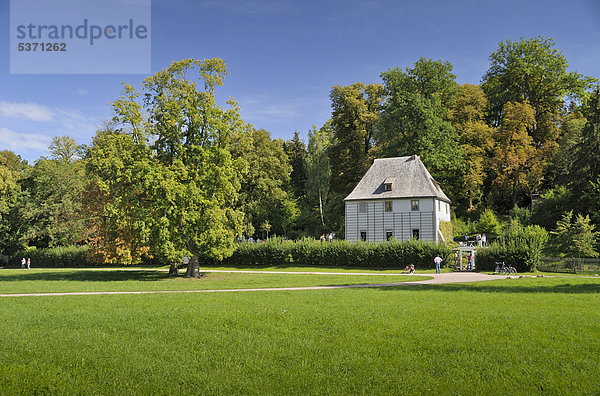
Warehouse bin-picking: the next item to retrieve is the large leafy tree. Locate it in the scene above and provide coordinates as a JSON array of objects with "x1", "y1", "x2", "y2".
[
  {"x1": 283, "y1": 131, "x2": 307, "y2": 201},
  {"x1": 327, "y1": 82, "x2": 383, "y2": 232},
  {"x1": 230, "y1": 127, "x2": 298, "y2": 238},
  {"x1": 6, "y1": 137, "x2": 88, "y2": 250},
  {"x1": 18, "y1": 155, "x2": 87, "y2": 248},
  {"x1": 0, "y1": 151, "x2": 27, "y2": 254},
  {"x1": 86, "y1": 58, "x2": 245, "y2": 277},
  {"x1": 574, "y1": 87, "x2": 600, "y2": 191},
  {"x1": 449, "y1": 84, "x2": 495, "y2": 213},
  {"x1": 376, "y1": 58, "x2": 464, "y2": 199},
  {"x1": 489, "y1": 101, "x2": 538, "y2": 208},
  {"x1": 303, "y1": 122, "x2": 333, "y2": 233},
  {"x1": 482, "y1": 36, "x2": 595, "y2": 145},
  {"x1": 574, "y1": 87, "x2": 600, "y2": 223}
]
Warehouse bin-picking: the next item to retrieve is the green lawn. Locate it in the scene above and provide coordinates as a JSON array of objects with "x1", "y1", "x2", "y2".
[
  {"x1": 0, "y1": 271, "x2": 599, "y2": 395},
  {"x1": 0, "y1": 269, "x2": 424, "y2": 294}
]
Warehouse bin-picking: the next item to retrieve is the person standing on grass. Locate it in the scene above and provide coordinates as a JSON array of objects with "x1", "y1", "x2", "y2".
[
  {"x1": 26, "y1": 258, "x2": 31, "y2": 270},
  {"x1": 21, "y1": 257, "x2": 26, "y2": 269},
  {"x1": 434, "y1": 254, "x2": 443, "y2": 274}
]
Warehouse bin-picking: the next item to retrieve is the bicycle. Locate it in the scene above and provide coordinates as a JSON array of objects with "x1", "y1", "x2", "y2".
[{"x1": 495, "y1": 261, "x2": 517, "y2": 275}]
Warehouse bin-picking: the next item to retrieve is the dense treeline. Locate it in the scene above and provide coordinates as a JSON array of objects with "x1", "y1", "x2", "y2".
[{"x1": 1, "y1": 36, "x2": 600, "y2": 270}]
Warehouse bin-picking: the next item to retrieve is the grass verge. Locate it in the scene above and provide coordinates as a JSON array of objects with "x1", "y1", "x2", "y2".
[
  {"x1": 0, "y1": 274, "x2": 599, "y2": 394},
  {"x1": 0, "y1": 269, "x2": 427, "y2": 294}
]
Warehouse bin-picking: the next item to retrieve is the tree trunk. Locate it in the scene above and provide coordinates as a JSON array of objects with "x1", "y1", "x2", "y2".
[
  {"x1": 168, "y1": 263, "x2": 179, "y2": 276},
  {"x1": 319, "y1": 187, "x2": 325, "y2": 227},
  {"x1": 512, "y1": 178, "x2": 520, "y2": 207},
  {"x1": 184, "y1": 254, "x2": 202, "y2": 278}
]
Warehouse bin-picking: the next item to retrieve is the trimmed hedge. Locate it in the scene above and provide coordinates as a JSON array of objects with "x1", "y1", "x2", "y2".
[
  {"x1": 9, "y1": 246, "x2": 99, "y2": 268},
  {"x1": 223, "y1": 238, "x2": 452, "y2": 269},
  {"x1": 476, "y1": 224, "x2": 548, "y2": 272}
]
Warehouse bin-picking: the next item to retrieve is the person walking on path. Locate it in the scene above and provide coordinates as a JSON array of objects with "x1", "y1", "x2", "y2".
[
  {"x1": 26, "y1": 258, "x2": 31, "y2": 270},
  {"x1": 434, "y1": 254, "x2": 443, "y2": 274},
  {"x1": 467, "y1": 253, "x2": 473, "y2": 271},
  {"x1": 21, "y1": 258, "x2": 26, "y2": 269}
]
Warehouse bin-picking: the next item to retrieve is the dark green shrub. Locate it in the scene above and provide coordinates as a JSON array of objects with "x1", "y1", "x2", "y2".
[
  {"x1": 476, "y1": 222, "x2": 548, "y2": 272},
  {"x1": 10, "y1": 246, "x2": 99, "y2": 268}
]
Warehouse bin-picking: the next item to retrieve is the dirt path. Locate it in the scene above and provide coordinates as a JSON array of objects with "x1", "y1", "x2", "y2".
[{"x1": 0, "y1": 272, "x2": 509, "y2": 298}]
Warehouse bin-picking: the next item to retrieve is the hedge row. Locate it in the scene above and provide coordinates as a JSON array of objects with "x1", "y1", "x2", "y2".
[
  {"x1": 475, "y1": 224, "x2": 548, "y2": 272},
  {"x1": 7, "y1": 239, "x2": 452, "y2": 269},
  {"x1": 9, "y1": 246, "x2": 99, "y2": 268},
  {"x1": 222, "y1": 238, "x2": 452, "y2": 269}
]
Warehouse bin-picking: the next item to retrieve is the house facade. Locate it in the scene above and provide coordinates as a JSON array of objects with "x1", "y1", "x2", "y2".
[{"x1": 344, "y1": 155, "x2": 451, "y2": 243}]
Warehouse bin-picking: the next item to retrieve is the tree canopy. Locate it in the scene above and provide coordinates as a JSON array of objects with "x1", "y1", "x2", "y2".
[{"x1": 86, "y1": 58, "x2": 245, "y2": 277}]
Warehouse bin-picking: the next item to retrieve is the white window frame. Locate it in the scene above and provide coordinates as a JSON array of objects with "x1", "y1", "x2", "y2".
[
  {"x1": 385, "y1": 201, "x2": 393, "y2": 212},
  {"x1": 411, "y1": 200, "x2": 420, "y2": 211}
]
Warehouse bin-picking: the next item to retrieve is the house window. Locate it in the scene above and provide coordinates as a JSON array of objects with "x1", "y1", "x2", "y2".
[
  {"x1": 411, "y1": 200, "x2": 420, "y2": 211},
  {"x1": 446, "y1": 203, "x2": 449, "y2": 214},
  {"x1": 359, "y1": 202, "x2": 367, "y2": 213},
  {"x1": 412, "y1": 229, "x2": 420, "y2": 240},
  {"x1": 386, "y1": 230, "x2": 393, "y2": 241},
  {"x1": 384, "y1": 183, "x2": 392, "y2": 192},
  {"x1": 438, "y1": 200, "x2": 441, "y2": 211},
  {"x1": 385, "y1": 201, "x2": 393, "y2": 212},
  {"x1": 360, "y1": 231, "x2": 367, "y2": 241}
]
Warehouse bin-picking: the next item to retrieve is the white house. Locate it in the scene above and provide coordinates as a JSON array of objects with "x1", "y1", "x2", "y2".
[{"x1": 344, "y1": 155, "x2": 451, "y2": 242}]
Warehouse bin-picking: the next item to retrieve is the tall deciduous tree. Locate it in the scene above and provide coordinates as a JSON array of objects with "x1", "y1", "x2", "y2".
[
  {"x1": 283, "y1": 131, "x2": 307, "y2": 200},
  {"x1": 450, "y1": 84, "x2": 495, "y2": 213},
  {"x1": 0, "y1": 151, "x2": 27, "y2": 254},
  {"x1": 574, "y1": 87, "x2": 600, "y2": 191},
  {"x1": 377, "y1": 58, "x2": 464, "y2": 199},
  {"x1": 304, "y1": 122, "x2": 333, "y2": 232},
  {"x1": 482, "y1": 36, "x2": 595, "y2": 145},
  {"x1": 328, "y1": 82, "x2": 383, "y2": 232},
  {"x1": 490, "y1": 101, "x2": 538, "y2": 208},
  {"x1": 87, "y1": 58, "x2": 245, "y2": 277},
  {"x1": 48, "y1": 136, "x2": 83, "y2": 164},
  {"x1": 230, "y1": 127, "x2": 298, "y2": 239},
  {"x1": 18, "y1": 155, "x2": 88, "y2": 248}
]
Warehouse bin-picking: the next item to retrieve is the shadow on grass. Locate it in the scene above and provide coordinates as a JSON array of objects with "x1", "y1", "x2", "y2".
[
  {"x1": 201, "y1": 263, "x2": 417, "y2": 272},
  {"x1": 0, "y1": 270, "x2": 169, "y2": 283},
  {"x1": 373, "y1": 281, "x2": 600, "y2": 294}
]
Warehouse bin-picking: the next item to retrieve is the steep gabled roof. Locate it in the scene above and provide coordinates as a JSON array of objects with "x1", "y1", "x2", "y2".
[{"x1": 344, "y1": 156, "x2": 451, "y2": 202}]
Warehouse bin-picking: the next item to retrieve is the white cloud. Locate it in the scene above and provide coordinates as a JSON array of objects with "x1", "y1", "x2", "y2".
[
  {"x1": 0, "y1": 101, "x2": 54, "y2": 122},
  {"x1": 75, "y1": 88, "x2": 90, "y2": 96},
  {"x1": 0, "y1": 128, "x2": 51, "y2": 153}
]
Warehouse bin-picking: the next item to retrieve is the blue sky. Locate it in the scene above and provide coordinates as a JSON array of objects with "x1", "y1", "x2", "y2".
[{"x1": 1, "y1": 0, "x2": 599, "y2": 163}]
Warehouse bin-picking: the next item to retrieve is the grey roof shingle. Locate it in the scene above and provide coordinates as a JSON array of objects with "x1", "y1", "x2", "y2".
[{"x1": 344, "y1": 156, "x2": 451, "y2": 202}]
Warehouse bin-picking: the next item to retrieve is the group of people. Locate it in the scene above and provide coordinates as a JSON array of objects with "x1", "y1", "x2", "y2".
[
  {"x1": 475, "y1": 233, "x2": 487, "y2": 247},
  {"x1": 20, "y1": 257, "x2": 31, "y2": 270},
  {"x1": 452, "y1": 251, "x2": 474, "y2": 270},
  {"x1": 319, "y1": 233, "x2": 335, "y2": 242},
  {"x1": 405, "y1": 254, "x2": 444, "y2": 275}
]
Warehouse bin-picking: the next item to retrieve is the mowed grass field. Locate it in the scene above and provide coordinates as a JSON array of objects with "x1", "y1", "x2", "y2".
[
  {"x1": 0, "y1": 269, "x2": 599, "y2": 395},
  {"x1": 0, "y1": 269, "x2": 423, "y2": 294}
]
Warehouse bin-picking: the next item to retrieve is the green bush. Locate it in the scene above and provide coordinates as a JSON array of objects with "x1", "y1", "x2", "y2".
[
  {"x1": 477, "y1": 209, "x2": 501, "y2": 234},
  {"x1": 223, "y1": 238, "x2": 451, "y2": 269},
  {"x1": 10, "y1": 246, "x2": 99, "y2": 268},
  {"x1": 476, "y1": 222, "x2": 548, "y2": 272}
]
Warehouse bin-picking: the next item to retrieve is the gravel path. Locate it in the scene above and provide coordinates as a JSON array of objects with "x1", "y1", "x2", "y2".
[{"x1": 0, "y1": 272, "x2": 509, "y2": 298}]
